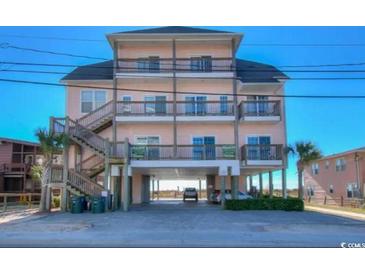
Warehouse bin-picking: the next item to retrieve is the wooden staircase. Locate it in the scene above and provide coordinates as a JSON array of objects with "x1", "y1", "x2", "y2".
[
  {"x1": 77, "y1": 100, "x2": 113, "y2": 133},
  {"x1": 50, "y1": 101, "x2": 127, "y2": 199}
]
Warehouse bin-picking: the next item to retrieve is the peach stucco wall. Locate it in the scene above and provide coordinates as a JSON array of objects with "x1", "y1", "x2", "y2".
[
  {"x1": 304, "y1": 152, "x2": 365, "y2": 199},
  {"x1": 66, "y1": 82, "x2": 113, "y2": 120},
  {"x1": 117, "y1": 41, "x2": 232, "y2": 59}
]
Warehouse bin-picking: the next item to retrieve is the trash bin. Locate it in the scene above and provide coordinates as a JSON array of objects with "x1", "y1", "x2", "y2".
[
  {"x1": 71, "y1": 196, "x2": 83, "y2": 214},
  {"x1": 91, "y1": 197, "x2": 105, "y2": 214}
]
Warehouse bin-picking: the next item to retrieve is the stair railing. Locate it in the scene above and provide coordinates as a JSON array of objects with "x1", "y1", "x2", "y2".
[
  {"x1": 77, "y1": 100, "x2": 113, "y2": 129},
  {"x1": 68, "y1": 169, "x2": 104, "y2": 196}
]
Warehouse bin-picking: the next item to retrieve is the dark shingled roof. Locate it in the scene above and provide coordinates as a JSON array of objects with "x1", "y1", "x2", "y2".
[
  {"x1": 62, "y1": 60, "x2": 113, "y2": 81},
  {"x1": 235, "y1": 59, "x2": 288, "y2": 83},
  {"x1": 61, "y1": 58, "x2": 288, "y2": 83},
  {"x1": 111, "y1": 26, "x2": 232, "y2": 34}
]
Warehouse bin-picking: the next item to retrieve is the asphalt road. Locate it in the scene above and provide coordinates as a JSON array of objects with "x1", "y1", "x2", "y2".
[{"x1": 1, "y1": 201, "x2": 365, "y2": 247}]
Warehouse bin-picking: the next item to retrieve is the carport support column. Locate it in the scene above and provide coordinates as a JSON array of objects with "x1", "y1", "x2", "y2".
[
  {"x1": 157, "y1": 180, "x2": 160, "y2": 200},
  {"x1": 269, "y1": 171, "x2": 273, "y2": 198},
  {"x1": 123, "y1": 138, "x2": 130, "y2": 212},
  {"x1": 220, "y1": 176, "x2": 226, "y2": 208},
  {"x1": 259, "y1": 173, "x2": 263, "y2": 197},
  {"x1": 151, "y1": 178, "x2": 155, "y2": 200},
  {"x1": 249, "y1": 175, "x2": 253, "y2": 192},
  {"x1": 282, "y1": 168, "x2": 287, "y2": 199},
  {"x1": 231, "y1": 176, "x2": 239, "y2": 199},
  {"x1": 199, "y1": 179, "x2": 202, "y2": 198}
]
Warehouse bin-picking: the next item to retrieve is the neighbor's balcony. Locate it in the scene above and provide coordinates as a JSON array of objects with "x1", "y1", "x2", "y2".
[
  {"x1": 130, "y1": 144, "x2": 236, "y2": 161},
  {"x1": 116, "y1": 100, "x2": 235, "y2": 122},
  {"x1": 116, "y1": 57, "x2": 234, "y2": 78},
  {"x1": 239, "y1": 100, "x2": 281, "y2": 122},
  {"x1": 241, "y1": 144, "x2": 283, "y2": 166}
]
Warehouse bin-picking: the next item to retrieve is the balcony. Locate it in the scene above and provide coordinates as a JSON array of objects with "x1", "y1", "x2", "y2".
[
  {"x1": 239, "y1": 100, "x2": 281, "y2": 122},
  {"x1": 130, "y1": 144, "x2": 236, "y2": 161},
  {"x1": 241, "y1": 144, "x2": 283, "y2": 166},
  {"x1": 116, "y1": 57, "x2": 234, "y2": 78},
  {"x1": 116, "y1": 100, "x2": 235, "y2": 122}
]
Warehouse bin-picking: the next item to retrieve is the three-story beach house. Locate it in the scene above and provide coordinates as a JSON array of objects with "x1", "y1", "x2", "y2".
[{"x1": 49, "y1": 26, "x2": 288, "y2": 211}]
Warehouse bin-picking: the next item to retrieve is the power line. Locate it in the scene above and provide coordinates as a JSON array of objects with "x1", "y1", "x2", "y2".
[
  {"x1": 0, "y1": 43, "x2": 109, "y2": 61},
  {"x1": 0, "y1": 77, "x2": 365, "y2": 99},
  {"x1": 3, "y1": 34, "x2": 365, "y2": 47},
  {"x1": 3, "y1": 43, "x2": 365, "y2": 69},
  {"x1": 6, "y1": 68, "x2": 365, "y2": 81},
  {"x1": 5, "y1": 61, "x2": 365, "y2": 74},
  {"x1": 0, "y1": 34, "x2": 105, "y2": 42}
]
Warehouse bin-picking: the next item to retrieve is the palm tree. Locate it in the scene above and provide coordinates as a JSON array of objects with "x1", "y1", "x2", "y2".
[
  {"x1": 32, "y1": 128, "x2": 68, "y2": 211},
  {"x1": 286, "y1": 141, "x2": 322, "y2": 199}
]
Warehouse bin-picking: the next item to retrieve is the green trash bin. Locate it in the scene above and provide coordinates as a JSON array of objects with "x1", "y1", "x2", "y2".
[
  {"x1": 92, "y1": 197, "x2": 105, "y2": 214},
  {"x1": 71, "y1": 196, "x2": 83, "y2": 214}
]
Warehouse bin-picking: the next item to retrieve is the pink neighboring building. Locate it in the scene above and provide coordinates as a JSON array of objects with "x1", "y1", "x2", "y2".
[
  {"x1": 304, "y1": 147, "x2": 365, "y2": 201},
  {"x1": 49, "y1": 26, "x2": 289, "y2": 211}
]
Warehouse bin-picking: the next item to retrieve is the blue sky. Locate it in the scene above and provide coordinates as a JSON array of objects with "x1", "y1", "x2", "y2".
[{"x1": 1, "y1": 26, "x2": 365, "y2": 188}]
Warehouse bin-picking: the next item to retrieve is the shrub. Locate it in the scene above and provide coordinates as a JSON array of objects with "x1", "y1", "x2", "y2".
[
  {"x1": 224, "y1": 198, "x2": 304, "y2": 211},
  {"x1": 52, "y1": 196, "x2": 61, "y2": 208}
]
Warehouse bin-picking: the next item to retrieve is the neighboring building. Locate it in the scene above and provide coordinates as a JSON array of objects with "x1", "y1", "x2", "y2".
[
  {"x1": 49, "y1": 26, "x2": 289, "y2": 211},
  {"x1": 304, "y1": 147, "x2": 365, "y2": 201},
  {"x1": 0, "y1": 137, "x2": 41, "y2": 193}
]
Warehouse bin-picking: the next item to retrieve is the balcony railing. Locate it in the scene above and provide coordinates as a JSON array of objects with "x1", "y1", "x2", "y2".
[
  {"x1": 130, "y1": 144, "x2": 236, "y2": 160},
  {"x1": 116, "y1": 101, "x2": 235, "y2": 117},
  {"x1": 0, "y1": 163, "x2": 28, "y2": 173},
  {"x1": 241, "y1": 144, "x2": 283, "y2": 162},
  {"x1": 176, "y1": 101, "x2": 234, "y2": 116},
  {"x1": 239, "y1": 100, "x2": 281, "y2": 118},
  {"x1": 117, "y1": 101, "x2": 174, "y2": 116},
  {"x1": 117, "y1": 58, "x2": 233, "y2": 73}
]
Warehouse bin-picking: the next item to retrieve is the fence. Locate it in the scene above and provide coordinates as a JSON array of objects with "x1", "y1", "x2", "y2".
[
  {"x1": 0, "y1": 193, "x2": 41, "y2": 212},
  {"x1": 306, "y1": 196, "x2": 364, "y2": 208}
]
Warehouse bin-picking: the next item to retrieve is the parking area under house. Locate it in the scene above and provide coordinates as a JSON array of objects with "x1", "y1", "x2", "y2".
[{"x1": 1, "y1": 201, "x2": 365, "y2": 247}]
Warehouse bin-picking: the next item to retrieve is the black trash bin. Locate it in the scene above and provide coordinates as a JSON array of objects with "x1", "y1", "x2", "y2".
[
  {"x1": 71, "y1": 196, "x2": 83, "y2": 214},
  {"x1": 92, "y1": 197, "x2": 105, "y2": 214}
]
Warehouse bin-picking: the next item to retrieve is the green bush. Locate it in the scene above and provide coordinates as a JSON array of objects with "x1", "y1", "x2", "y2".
[
  {"x1": 224, "y1": 198, "x2": 304, "y2": 211},
  {"x1": 52, "y1": 196, "x2": 61, "y2": 208}
]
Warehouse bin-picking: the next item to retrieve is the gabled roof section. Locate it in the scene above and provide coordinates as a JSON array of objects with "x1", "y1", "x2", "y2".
[
  {"x1": 112, "y1": 26, "x2": 233, "y2": 34},
  {"x1": 0, "y1": 137, "x2": 39, "y2": 147},
  {"x1": 236, "y1": 59, "x2": 288, "y2": 83},
  {"x1": 317, "y1": 147, "x2": 365, "y2": 161},
  {"x1": 61, "y1": 60, "x2": 113, "y2": 81},
  {"x1": 61, "y1": 59, "x2": 287, "y2": 83}
]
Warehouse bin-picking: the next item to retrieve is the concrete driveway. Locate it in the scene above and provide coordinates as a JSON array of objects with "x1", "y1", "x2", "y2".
[{"x1": 0, "y1": 200, "x2": 365, "y2": 247}]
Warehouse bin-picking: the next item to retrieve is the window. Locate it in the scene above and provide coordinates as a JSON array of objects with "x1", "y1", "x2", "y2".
[
  {"x1": 246, "y1": 95, "x2": 269, "y2": 115},
  {"x1": 329, "y1": 184, "x2": 334, "y2": 194},
  {"x1": 336, "y1": 158, "x2": 346, "y2": 171},
  {"x1": 144, "y1": 96, "x2": 167, "y2": 114},
  {"x1": 184, "y1": 96, "x2": 207, "y2": 115},
  {"x1": 246, "y1": 136, "x2": 271, "y2": 160},
  {"x1": 81, "y1": 90, "x2": 107, "y2": 113},
  {"x1": 311, "y1": 163, "x2": 319, "y2": 175},
  {"x1": 325, "y1": 160, "x2": 330, "y2": 169},
  {"x1": 135, "y1": 136, "x2": 160, "y2": 160},
  {"x1": 307, "y1": 185, "x2": 314, "y2": 197},
  {"x1": 220, "y1": 96, "x2": 228, "y2": 114},
  {"x1": 190, "y1": 56, "x2": 212, "y2": 72},
  {"x1": 137, "y1": 56, "x2": 160, "y2": 72},
  {"x1": 121, "y1": 96, "x2": 132, "y2": 113},
  {"x1": 192, "y1": 136, "x2": 215, "y2": 160}
]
